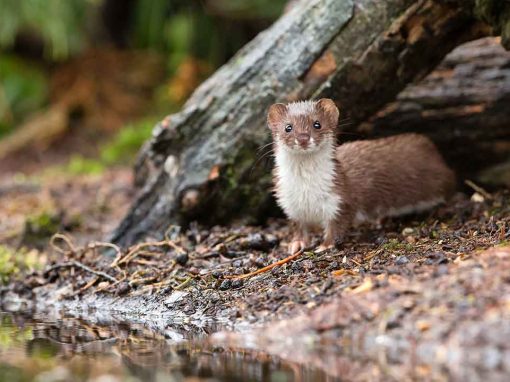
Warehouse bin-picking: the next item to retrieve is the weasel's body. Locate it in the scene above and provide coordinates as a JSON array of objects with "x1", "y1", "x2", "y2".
[{"x1": 267, "y1": 99, "x2": 455, "y2": 253}]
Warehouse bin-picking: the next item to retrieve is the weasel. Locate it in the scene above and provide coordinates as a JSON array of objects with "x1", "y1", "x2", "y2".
[{"x1": 267, "y1": 99, "x2": 456, "y2": 254}]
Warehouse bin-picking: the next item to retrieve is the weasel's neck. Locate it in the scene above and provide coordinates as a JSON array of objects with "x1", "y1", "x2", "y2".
[{"x1": 273, "y1": 139, "x2": 342, "y2": 226}]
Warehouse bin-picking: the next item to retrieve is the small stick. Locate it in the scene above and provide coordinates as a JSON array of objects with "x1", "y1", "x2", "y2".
[
  {"x1": 45, "y1": 260, "x2": 117, "y2": 283},
  {"x1": 111, "y1": 240, "x2": 168, "y2": 267},
  {"x1": 68, "y1": 276, "x2": 99, "y2": 297},
  {"x1": 465, "y1": 179, "x2": 492, "y2": 200},
  {"x1": 95, "y1": 271, "x2": 127, "y2": 293},
  {"x1": 50, "y1": 233, "x2": 78, "y2": 255},
  {"x1": 174, "y1": 277, "x2": 193, "y2": 290},
  {"x1": 89, "y1": 241, "x2": 122, "y2": 259},
  {"x1": 224, "y1": 249, "x2": 304, "y2": 280}
]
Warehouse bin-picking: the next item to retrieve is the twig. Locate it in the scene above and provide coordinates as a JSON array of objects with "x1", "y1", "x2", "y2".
[
  {"x1": 224, "y1": 249, "x2": 304, "y2": 280},
  {"x1": 174, "y1": 277, "x2": 193, "y2": 290},
  {"x1": 95, "y1": 271, "x2": 127, "y2": 293},
  {"x1": 45, "y1": 260, "x2": 117, "y2": 283},
  {"x1": 465, "y1": 179, "x2": 492, "y2": 200},
  {"x1": 129, "y1": 275, "x2": 158, "y2": 287},
  {"x1": 111, "y1": 240, "x2": 170, "y2": 267},
  {"x1": 68, "y1": 276, "x2": 99, "y2": 297},
  {"x1": 89, "y1": 241, "x2": 122, "y2": 259},
  {"x1": 164, "y1": 227, "x2": 187, "y2": 254},
  {"x1": 50, "y1": 233, "x2": 78, "y2": 255}
]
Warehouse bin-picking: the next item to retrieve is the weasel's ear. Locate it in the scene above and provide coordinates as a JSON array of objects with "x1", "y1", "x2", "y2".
[
  {"x1": 317, "y1": 98, "x2": 339, "y2": 126},
  {"x1": 267, "y1": 103, "x2": 287, "y2": 130}
]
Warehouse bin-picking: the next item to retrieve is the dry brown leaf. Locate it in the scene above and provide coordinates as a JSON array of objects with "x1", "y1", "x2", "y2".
[{"x1": 347, "y1": 278, "x2": 373, "y2": 294}]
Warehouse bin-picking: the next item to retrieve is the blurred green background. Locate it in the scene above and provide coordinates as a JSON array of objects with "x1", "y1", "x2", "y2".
[{"x1": 0, "y1": 0, "x2": 287, "y2": 173}]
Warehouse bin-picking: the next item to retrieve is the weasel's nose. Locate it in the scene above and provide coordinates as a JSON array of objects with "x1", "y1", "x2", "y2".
[{"x1": 296, "y1": 133, "x2": 310, "y2": 147}]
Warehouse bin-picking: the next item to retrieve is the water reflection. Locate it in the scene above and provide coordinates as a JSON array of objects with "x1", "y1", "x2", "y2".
[{"x1": 0, "y1": 312, "x2": 338, "y2": 382}]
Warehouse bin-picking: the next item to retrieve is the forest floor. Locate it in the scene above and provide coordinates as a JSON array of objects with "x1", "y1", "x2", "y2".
[{"x1": 1, "y1": 166, "x2": 510, "y2": 380}]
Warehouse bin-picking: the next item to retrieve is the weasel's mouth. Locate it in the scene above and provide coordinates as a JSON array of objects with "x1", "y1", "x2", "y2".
[
  {"x1": 290, "y1": 144, "x2": 320, "y2": 154},
  {"x1": 292, "y1": 138, "x2": 317, "y2": 152}
]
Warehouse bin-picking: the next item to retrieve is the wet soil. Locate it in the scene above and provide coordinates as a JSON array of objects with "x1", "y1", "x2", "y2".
[{"x1": 1, "y1": 168, "x2": 510, "y2": 380}]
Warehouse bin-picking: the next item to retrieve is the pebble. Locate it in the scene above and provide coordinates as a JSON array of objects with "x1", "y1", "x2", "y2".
[
  {"x1": 115, "y1": 282, "x2": 130, "y2": 296},
  {"x1": 231, "y1": 279, "x2": 243, "y2": 289},
  {"x1": 291, "y1": 261, "x2": 302, "y2": 271},
  {"x1": 209, "y1": 292, "x2": 220, "y2": 302},
  {"x1": 266, "y1": 234, "x2": 279, "y2": 248},
  {"x1": 232, "y1": 259, "x2": 243, "y2": 268},
  {"x1": 176, "y1": 253, "x2": 189, "y2": 266},
  {"x1": 219, "y1": 280, "x2": 232, "y2": 290},
  {"x1": 375, "y1": 236, "x2": 387, "y2": 245},
  {"x1": 239, "y1": 233, "x2": 280, "y2": 251},
  {"x1": 426, "y1": 251, "x2": 448, "y2": 264},
  {"x1": 395, "y1": 255, "x2": 410, "y2": 265},
  {"x1": 402, "y1": 227, "x2": 415, "y2": 236},
  {"x1": 161, "y1": 286, "x2": 173, "y2": 295},
  {"x1": 254, "y1": 257, "x2": 266, "y2": 268},
  {"x1": 212, "y1": 270, "x2": 223, "y2": 279}
]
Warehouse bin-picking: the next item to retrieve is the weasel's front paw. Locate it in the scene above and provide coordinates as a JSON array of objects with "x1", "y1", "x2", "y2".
[
  {"x1": 288, "y1": 240, "x2": 306, "y2": 254},
  {"x1": 315, "y1": 243, "x2": 334, "y2": 253},
  {"x1": 316, "y1": 238, "x2": 343, "y2": 253}
]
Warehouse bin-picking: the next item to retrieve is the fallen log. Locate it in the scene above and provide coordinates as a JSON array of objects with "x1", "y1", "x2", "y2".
[{"x1": 360, "y1": 37, "x2": 510, "y2": 186}]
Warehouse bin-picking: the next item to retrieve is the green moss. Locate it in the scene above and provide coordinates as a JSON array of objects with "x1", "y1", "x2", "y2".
[
  {"x1": 474, "y1": 0, "x2": 510, "y2": 48},
  {"x1": 0, "y1": 245, "x2": 43, "y2": 285},
  {"x1": 48, "y1": 117, "x2": 158, "y2": 176},
  {"x1": 0, "y1": 316, "x2": 33, "y2": 348},
  {"x1": 23, "y1": 212, "x2": 60, "y2": 245},
  {"x1": 218, "y1": 142, "x2": 274, "y2": 221},
  {"x1": 99, "y1": 118, "x2": 156, "y2": 165},
  {"x1": 0, "y1": 247, "x2": 18, "y2": 284},
  {"x1": 66, "y1": 155, "x2": 105, "y2": 175},
  {"x1": 179, "y1": 139, "x2": 276, "y2": 225},
  {"x1": 381, "y1": 239, "x2": 414, "y2": 252},
  {"x1": 0, "y1": 55, "x2": 48, "y2": 137}
]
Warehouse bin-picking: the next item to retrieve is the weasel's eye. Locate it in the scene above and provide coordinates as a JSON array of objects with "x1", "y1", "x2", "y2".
[
  {"x1": 285, "y1": 124, "x2": 293, "y2": 133},
  {"x1": 313, "y1": 121, "x2": 321, "y2": 129}
]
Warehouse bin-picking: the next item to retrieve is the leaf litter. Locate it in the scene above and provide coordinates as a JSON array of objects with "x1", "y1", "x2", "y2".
[{"x1": 2, "y1": 169, "x2": 510, "y2": 379}]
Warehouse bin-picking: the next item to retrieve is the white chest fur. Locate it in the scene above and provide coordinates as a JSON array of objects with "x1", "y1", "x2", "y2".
[{"x1": 274, "y1": 142, "x2": 341, "y2": 228}]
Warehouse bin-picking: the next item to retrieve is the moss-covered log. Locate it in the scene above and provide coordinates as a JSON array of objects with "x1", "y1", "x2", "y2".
[{"x1": 111, "y1": 0, "x2": 490, "y2": 246}]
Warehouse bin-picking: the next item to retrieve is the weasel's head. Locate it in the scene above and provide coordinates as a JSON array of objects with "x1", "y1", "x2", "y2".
[{"x1": 267, "y1": 98, "x2": 339, "y2": 153}]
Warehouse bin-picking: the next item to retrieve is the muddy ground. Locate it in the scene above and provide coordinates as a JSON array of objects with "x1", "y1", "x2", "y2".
[{"x1": 1, "y1": 168, "x2": 510, "y2": 380}]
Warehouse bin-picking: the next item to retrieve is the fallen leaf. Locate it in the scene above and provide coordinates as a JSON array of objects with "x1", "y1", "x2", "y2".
[{"x1": 348, "y1": 278, "x2": 373, "y2": 294}]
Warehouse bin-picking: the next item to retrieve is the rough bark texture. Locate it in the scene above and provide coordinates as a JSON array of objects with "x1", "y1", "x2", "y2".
[
  {"x1": 360, "y1": 37, "x2": 510, "y2": 186},
  {"x1": 111, "y1": 0, "x2": 489, "y2": 247}
]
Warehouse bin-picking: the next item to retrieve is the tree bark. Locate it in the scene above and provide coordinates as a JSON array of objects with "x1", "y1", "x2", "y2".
[
  {"x1": 360, "y1": 37, "x2": 510, "y2": 186},
  {"x1": 111, "y1": 0, "x2": 489, "y2": 247}
]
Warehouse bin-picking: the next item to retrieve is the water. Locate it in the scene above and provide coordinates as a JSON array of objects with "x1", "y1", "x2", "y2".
[{"x1": 0, "y1": 312, "x2": 337, "y2": 382}]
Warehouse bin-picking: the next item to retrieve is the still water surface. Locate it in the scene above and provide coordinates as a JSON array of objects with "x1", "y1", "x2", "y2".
[{"x1": 0, "y1": 312, "x2": 337, "y2": 382}]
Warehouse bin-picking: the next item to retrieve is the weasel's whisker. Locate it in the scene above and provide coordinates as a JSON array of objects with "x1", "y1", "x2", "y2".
[
  {"x1": 250, "y1": 149, "x2": 275, "y2": 175},
  {"x1": 256, "y1": 142, "x2": 274, "y2": 154}
]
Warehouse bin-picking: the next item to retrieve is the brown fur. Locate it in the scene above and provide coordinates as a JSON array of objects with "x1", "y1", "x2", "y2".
[
  {"x1": 327, "y1": 134, "x2": 456, "y2": 244},
  {"x1": 267, "y1": 99, "x2": 456, "y2": 252}
]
